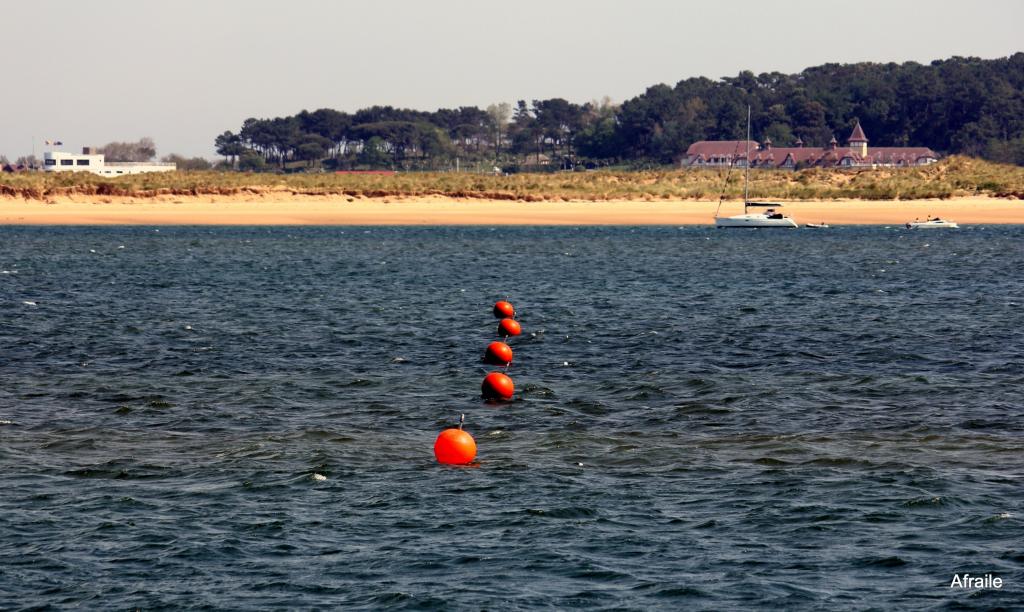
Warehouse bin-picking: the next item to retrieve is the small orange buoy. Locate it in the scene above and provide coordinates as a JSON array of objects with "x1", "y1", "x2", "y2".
[
  {"x1": 434, "y1": 423, "x2": 477, "y2": 465},
  {"x1": 498, "y1": 318, "x2": 522, "y2": 337},
  {"x1": 482, "y1": 371, "x2": 515, "y2": 400},
  {"x1": 483, "y1": 341, "x2": 513, "y2": 366},
  {"x1": 493, "y1": 300, "x2": 516, "y2": 319}
]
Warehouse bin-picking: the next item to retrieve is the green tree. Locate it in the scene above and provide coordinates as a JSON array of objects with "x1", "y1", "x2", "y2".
[
  {"x1": 416, "y1": 124, "x2": 454, "y2": 165},
  {"x1": 299, "y1": 108, "x2": 352, "y2": 158},
  {"x1": 486, "y1": 102, "x2": 512, "y2": 162},
  {"x1": 985, "y1": 137, "x2": 1024, "y2": 165},
  {"x1": 509, "y1": 100, "x2": 545, "y2": 164},
  {"x1": 161, "y1": 154, "x2": 212, "y2": 170},
  {"x1": 15, "y1": 155, "x2": 37, "y2": 168},
  {"x1": 357, "y1": 136, "x2": 390, "y2": 168},
  {"x1": 237, "y1": 150, "x2": 267, "y2": 172},
  {"x1": 294, "y1": 133, "x2": 332, "y2": 167},
  {"x1": 532, "y1": 98, "x2": 585, "y2": 166},
  {"x1": 214, "y1": 131, "x2": 245, "y2": 167},
  {"x1": 99, "y1": 137, "x2": 157, "y2": 162}
]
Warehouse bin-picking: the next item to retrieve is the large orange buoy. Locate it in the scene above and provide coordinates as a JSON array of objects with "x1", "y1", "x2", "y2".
[
  {"x1": 434, "y1": 421, "x2": 477, "y2": 465},
  {"x1": 483, "y1": 341, "x2": 513, "y2": 366},
  {"x1": 493, "y1": 300, "x2": 516, "y2": 319},
  {"x1": 482, "y1": 371, "x2": 515, "y2": 400},
  {"x1": 497, "y1": 318, "x2": 522, "y2": 337}
]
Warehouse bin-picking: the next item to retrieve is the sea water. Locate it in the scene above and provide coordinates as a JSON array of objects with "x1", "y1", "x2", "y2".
[{"x1": 1, "y1": 225, "x2": 1021, "y2": 609}]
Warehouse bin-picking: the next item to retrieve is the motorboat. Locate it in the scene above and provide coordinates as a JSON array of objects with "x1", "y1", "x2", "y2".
[
  {"x1": 906, "y1": 218, "x2": 959, "y2": 229},
  {"x1": 713, "y1": 106, "x2": 798, "y2": 229},
  {"x1": 804, "y1": 222, "x2": 830, "y2": 229}
]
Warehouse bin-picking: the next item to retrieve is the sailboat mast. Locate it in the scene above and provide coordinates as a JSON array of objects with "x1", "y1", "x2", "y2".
[{"x1": 744, "y1": 105, "x2": 750, "y2": 211}]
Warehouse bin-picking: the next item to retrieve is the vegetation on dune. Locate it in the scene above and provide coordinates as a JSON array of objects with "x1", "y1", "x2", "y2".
[{"x1": 2, "y1": 157, "x2": 1022, "y2": 202}]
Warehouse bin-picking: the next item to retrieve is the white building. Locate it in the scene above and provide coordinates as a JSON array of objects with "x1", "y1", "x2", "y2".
[{"x1": 43, "y1": 148, "x2": 176, "y2": 176}]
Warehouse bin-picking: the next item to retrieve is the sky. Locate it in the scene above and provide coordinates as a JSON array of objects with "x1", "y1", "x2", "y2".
[{"x1": 2, "y1": 0, "x2": 1022, "y2": 159}]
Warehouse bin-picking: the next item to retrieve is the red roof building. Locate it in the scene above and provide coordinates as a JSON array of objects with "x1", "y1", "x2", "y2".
[{"x1": 683, "y1": 120, "x2": 937, "y2": 169}]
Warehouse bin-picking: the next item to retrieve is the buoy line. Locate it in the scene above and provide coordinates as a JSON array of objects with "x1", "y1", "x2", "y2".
[
  {"x1": 434, "y1": 298, "x2": 524, "y2": 465},
  {"x1": 484, "y1": 298, "x2": 519, "y2": 400}
]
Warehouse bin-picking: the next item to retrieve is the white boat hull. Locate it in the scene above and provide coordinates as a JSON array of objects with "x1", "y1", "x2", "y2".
[
  {"x1": 715, "y1": 214, "x2": 798, "y2": 228},
  {"x1": 906, "y1": 220, "x2": 959, "y2": 229}
]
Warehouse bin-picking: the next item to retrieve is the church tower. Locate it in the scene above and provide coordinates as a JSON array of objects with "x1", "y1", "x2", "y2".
[{"x1": 848, "y1": 120, "x2": 868, "y2": 157}]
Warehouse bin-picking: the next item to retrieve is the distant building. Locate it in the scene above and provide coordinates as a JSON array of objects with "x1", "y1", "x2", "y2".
[
  {"x1": 683, "y1": 121, "x2": 938, "y2": 169},
  {"x1": 43, "y1": 147, "x2": 176, "y2": 176}
]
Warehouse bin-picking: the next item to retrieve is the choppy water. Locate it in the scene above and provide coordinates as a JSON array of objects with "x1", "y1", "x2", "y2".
[{"x1": 1, "y1": 225, "x2": 1022, "y2": 609}]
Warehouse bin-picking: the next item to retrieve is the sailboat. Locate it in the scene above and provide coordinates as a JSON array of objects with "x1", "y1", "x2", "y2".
[
  {"x1": 714, "y1": 107, "x2": 798, "y2": 229},
  {"x1": 905, "y1": 217, "x2": 959, "y2": 229}
]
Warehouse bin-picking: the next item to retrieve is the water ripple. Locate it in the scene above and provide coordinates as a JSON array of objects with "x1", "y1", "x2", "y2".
[{"x1": 1, "y1": 225, "x2": 1022, "y2": 609}]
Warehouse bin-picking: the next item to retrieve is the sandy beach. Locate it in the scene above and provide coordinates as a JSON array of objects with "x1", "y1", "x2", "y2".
[{"x1": 1, "y1": 194, "x2": 1021, "y2": 225}]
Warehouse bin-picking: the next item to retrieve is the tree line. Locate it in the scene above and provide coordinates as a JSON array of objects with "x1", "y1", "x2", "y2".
[
  {"x1": 8, "y1": 54, "x2": 1021, "y2": 173},
  {"x1": 100, "y1": 138, "x2": 213, "y2": 170},
  {"x1": 214, "y1": 54, "x2": 1024, "y2": 171}
]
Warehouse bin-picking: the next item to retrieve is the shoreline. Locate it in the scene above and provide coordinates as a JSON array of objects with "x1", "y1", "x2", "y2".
[{"x1": 2, "y1": 194, "x2": 1022, "y2": 225}]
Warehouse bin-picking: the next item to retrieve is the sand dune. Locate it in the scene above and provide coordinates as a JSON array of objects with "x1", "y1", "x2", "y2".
[{"x1": 1, "y1": 194, "x2": 1021, "y2": 225}]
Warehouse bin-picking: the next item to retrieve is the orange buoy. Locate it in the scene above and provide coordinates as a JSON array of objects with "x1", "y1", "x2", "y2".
[
  {"x1": 498, "y1": 318, "x2": 522, "y2": 337},
  {"x1": 434, "y1": 427, "x2": 477, "y2": 465},
  {"x1": 482, "y1": 371, "x2": 515, "y2": 400},
  {"x1": 483, "y1": 341, "x2": 513, "y2": 366},
  {"x1": 493, "y1": 300, "x2": 516, "y2": 319}
]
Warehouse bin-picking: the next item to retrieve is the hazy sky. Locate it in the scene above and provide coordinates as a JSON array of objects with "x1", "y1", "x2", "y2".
[{"x1": 2, "y1": 0, "x2": 1021, "y2": 159}]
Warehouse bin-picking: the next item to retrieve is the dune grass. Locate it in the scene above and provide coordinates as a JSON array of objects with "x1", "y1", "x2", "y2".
[{"x1": 2, "y1": 156, "x2": 1022, "y2": 201}]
